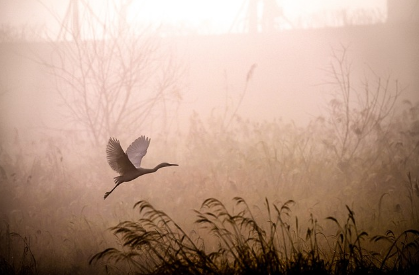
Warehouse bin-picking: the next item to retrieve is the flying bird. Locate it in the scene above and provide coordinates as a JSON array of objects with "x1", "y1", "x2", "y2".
[{"x1": 104, "y1": 136, "x2": 178, "y2": 199}]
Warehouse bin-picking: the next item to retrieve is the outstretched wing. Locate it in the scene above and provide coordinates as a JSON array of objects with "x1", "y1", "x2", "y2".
[
  {"x1": 126, "y1": 136, "x2": 151, "y2": 168},
  {"x1": 106, "y1": 138, "x2": 136, "y2": 175}
]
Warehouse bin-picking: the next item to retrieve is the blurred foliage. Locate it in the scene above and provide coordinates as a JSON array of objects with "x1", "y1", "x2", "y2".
[
  {"x1": 90, "y1": 198, "x2": 419, "y2": 274},
  {"x1": 1, "y1": 46, "x2": 418, "y2": 273},
  {"x1": 36, "y1": 1, "x2": 183, "y2": 147},
  {"x1": 0, "y1": 23, "x2": 44, "y2": 43}
]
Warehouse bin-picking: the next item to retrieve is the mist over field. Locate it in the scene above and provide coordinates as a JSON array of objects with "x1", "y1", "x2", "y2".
[{"x1": 0, "y1": 1, "x2": 418, "y2": 274}]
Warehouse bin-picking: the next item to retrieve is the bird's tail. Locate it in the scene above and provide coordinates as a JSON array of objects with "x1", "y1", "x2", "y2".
[{"x1": 113, "y1": 176, "x2": 123, "y2": 185}]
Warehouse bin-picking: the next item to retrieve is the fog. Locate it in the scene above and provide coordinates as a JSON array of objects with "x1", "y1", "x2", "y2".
[{"x1": 0, "y1": 1, "x2": 418, "y2": 274}]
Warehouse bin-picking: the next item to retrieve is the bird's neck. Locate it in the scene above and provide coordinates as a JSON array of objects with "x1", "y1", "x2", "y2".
[
  {"x1": 137, "y1": 164, "x2": 162, "y2": 175},
  {"x1": 136, "y1": 167, "x2": 157, "y2": 175},
  {"x1": 136, "y1": 163, "x2": 172, "y2": 176}
]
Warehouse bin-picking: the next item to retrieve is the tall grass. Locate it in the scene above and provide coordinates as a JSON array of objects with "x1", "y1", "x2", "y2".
[
  {"x1": 1, "y1": 48, "x2": 418, "y2": 273},
  {"x1": 90, "y1": 198, "x2": 419, "y2": 274},
  {"x1": 0, "y1": 224, "x2": 37, "y2": 275}
]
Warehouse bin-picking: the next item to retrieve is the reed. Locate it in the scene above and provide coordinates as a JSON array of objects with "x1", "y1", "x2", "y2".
[{"x1": 90, "y1": 198, "x2": 419, "y2": 274}]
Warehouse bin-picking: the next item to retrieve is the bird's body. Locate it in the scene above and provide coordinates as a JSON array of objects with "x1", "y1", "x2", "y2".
[{"x1": 104, "y1": 136, "x2": 178, "y2": 199}]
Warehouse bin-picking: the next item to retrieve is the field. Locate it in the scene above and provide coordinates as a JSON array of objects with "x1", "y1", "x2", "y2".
[
  {"x1": 1, "y1": 78, "x2": 418, "y2": 273},
  {"x1": 1, "y1": 15, "x2": 419, "y2": 274}
]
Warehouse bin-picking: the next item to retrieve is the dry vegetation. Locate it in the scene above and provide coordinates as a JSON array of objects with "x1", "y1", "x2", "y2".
[
  {"x1": 1, "y1": 52, "x2": 419, "y2": 274},
  {"x1": 0, "y1": 9, "x2": 418, "y2": 272}
]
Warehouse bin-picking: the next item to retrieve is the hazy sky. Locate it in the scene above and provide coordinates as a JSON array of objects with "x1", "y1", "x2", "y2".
[{"x1": 0, "y1": 0, "x2": 387, "y2": 35}]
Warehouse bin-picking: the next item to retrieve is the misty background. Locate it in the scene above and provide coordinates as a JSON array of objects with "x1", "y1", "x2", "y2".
[{"x1": 0, "y1": 0, "x2": 418, "y2": 274}]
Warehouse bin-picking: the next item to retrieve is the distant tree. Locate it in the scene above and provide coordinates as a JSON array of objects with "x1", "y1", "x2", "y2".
[
  {"x1": 40, "y1": 0, "x2": 182, "y2": 146},
  {"x1": 324, "y1": 46, "x2": 401, "y2": 164},
  {"x1": 0, "y1": 23, "x2": 43, "y2": 42}
]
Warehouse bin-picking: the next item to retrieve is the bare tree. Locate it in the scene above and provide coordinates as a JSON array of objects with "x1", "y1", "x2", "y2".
[
  {"x1": 324, "y1": 46, "x2": 401, "y2": 164},
  {"x1": 40, "y1": 0, "x2": 182, "y2": 146}
]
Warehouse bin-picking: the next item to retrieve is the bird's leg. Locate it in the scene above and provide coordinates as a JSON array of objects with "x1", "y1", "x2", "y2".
[{"x1": 104, "y1": 183, "x2": 121, "y2": 199}]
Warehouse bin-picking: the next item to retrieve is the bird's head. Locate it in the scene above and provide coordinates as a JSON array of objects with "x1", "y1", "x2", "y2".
[
  {"x1": 156, "y1": 162, "x2": 179, "y2": 169},
  {"x1": 162, "y1": 162, "x2": 179, "y2": 167}
]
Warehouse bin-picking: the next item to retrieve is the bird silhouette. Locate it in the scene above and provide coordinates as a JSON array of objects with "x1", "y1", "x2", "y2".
[{"x1": 104, "y1": 136, "x2": 178, "y2": 199}]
